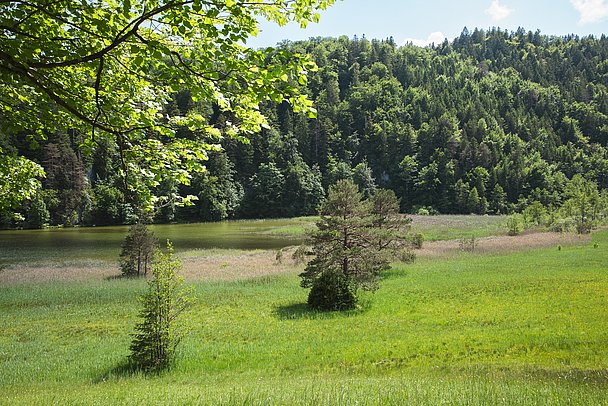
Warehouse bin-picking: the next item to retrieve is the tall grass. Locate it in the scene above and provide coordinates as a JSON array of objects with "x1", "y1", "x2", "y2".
[{"x1": 1, "y1": 231, "x2": 607, "y2": 404}]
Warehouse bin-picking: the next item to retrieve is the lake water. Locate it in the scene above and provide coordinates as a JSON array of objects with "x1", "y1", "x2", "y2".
[{"x1": 0, "y1": 219, "x2": 306, "y2": 265}]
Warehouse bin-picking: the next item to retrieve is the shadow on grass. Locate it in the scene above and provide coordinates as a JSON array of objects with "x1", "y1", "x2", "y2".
[
  {"x1": 274, "y1": 301, "x2": 370, "y2": 320},
  {"x1": 94, "y1": 360, "x2": 167, "y2": 383},
  {"x1": 94, "y1": 360, "x2": 140, "y2": 383}
]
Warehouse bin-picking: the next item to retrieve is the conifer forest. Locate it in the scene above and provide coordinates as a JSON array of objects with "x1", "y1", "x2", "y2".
[{"x1": 4, "y1": 28, "x2": 608, "y2": 227}]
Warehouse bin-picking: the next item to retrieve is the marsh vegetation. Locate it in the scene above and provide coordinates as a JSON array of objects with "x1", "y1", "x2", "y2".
[{"x1": 1, "y1": 216, "x2": 606, "y2": 404}]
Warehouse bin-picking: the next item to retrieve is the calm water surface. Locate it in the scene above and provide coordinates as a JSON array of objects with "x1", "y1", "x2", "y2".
[{"x1": 0, "y1": 219, "x2": 304, "y2": 265}]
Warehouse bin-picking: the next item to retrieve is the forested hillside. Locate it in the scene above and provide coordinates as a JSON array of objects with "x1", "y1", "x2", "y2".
[{"x1": 3, "y1": 28, "x2": 608, "y2": 227}]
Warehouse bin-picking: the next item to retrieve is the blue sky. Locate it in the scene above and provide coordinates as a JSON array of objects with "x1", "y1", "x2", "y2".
[{"x1": 247, "y1": 0, "x2": 608, "y2": 48}]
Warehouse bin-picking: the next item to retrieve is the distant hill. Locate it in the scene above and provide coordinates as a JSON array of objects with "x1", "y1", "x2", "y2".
[{"x1": 4, "y1": 28, "x2": 608, "y2": 226}]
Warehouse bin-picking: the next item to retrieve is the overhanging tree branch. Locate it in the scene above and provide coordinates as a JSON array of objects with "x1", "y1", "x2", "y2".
[
  {"x1": 0, "y1": 0, "x2": 332, "y2": 213},
  {"x1": 28, "y1": 0, "x2": 193, "y2": 69}
]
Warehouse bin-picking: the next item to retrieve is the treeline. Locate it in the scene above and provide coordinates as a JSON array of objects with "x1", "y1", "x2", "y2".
[{"x1": 2, "y1": 28, "x2": 608, "y2": 227}]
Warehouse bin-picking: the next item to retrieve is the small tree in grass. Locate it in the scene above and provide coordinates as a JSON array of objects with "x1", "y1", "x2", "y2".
[
  {"x1": 300, "y1": 180, "x2": 411, "y2": 310},
  {"x1": 129, "y1": 241, "x2": 193, "y2": 372},
  {"x1": 119, "y1": 223, "x2": 157, "y2": 277},
  {"x1": 564, "y1": 174, "x2": 600, "y2": 234}
]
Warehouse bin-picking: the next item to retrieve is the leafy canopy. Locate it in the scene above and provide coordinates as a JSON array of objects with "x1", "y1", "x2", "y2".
[
  {"x1": 0, "y1": 148, "x2": 45, "y2": 218},
  {"x1": 0, "y1": 0, "x2": 334, "y2": 211}
]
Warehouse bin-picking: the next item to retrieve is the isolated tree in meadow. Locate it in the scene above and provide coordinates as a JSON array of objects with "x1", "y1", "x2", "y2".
[
  {"x1": 129, "y1": 241, "x2": 193, "y2": 372},
  {"x1": 300, "y1": 180, "x2": 411, "y2": 310},
  {"x1": 0, "y1": 0, "x2": 334, "y2": 214},
  {"x1": 119, "y1": 223, "x2": 158, "y2": 277}
]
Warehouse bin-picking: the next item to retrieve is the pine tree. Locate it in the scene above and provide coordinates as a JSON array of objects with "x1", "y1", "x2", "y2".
[
  {"x1": 119, "y1": 223, "x2": 158, "y2": 277},
  {"x1": 300, "y1": 180, "x2": 411, "y2": 310},
  {"x1": 129, "y1": 242, "x2": 193, "y2": 372}
]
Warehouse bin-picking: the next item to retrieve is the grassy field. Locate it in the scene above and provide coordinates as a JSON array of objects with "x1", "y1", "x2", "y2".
[{"x1": 1, "y1": 229, "x2": 607, "y2": 404}]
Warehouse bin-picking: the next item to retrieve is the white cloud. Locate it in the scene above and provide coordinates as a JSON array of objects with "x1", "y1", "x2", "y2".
[
  {"x1": 485, "y1": 0, "x2": 513, "y2": 21},
  {"x1": 402, "y1": 32, "x2": 446, "y2": 47},
  {"x1": 570, "y1": 0, "x2": 608, "y2": 24}
]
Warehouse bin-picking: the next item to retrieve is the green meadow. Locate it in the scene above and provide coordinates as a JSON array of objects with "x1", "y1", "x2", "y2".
[{"x1": 1, "y1": 228, "x2": 607, "y2": 404}]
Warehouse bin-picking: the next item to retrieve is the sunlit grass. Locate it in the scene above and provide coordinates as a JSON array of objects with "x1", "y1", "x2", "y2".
[{"x1": 1, "y1": 231, "x2": 607, "y2": 404}]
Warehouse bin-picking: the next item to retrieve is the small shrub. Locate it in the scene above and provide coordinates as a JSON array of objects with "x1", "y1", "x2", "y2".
[
  {"x1": 506, "y1": 214, "x2": 524, "y2": 236},
  {"x1": 307, "y1": 271, "x2": 357, "y2": 311},
  {"x1": 550, "y1": 217, "x2": 575, "y2": 233},
  {"x1": 409, "y1": 233, "x2": 424, "y2": 249},
  {"x1": 459, "y1": 236, "x2": 476, "y2": 252},
  {"x1": 523, "y1": 201, "x2": 547, "y2": 227},
  {"x1": 275, "y1": 248, "x2": 284, "y2": 264},
  {"x1": 416, "y1": 207, "x2": 430, "y2": 216},
  {"x1": 398, "y1": 250, "x2": 416, "y2": 263},
  {"x1": 129, "y1": 242, "x2": 193, "y2": 373},
  {"x1": 119, "y1": 223, "x2": 158, "y2": 277},
  {"x1": 575, "y1": 219, "x2": 592, "y2": 234},
  {"x1": 415, "y1": 206, "x2": 439, "y2": 216}
]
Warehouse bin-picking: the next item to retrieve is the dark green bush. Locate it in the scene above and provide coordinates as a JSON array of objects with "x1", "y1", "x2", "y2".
[
  {"x1": 398, "y1": 250, "x2": 416, "y2": 263},
  {"x1": 575, "y1": 219, "x2": 592, "y2": 234},
  {"x1": 307, "y1": 271, "x2": 357, "y2": 311}
]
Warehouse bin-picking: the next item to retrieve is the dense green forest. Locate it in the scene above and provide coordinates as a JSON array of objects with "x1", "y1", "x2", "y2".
[{"x1": 3, "y1": 27, "x2": 608, "y2": 227}]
